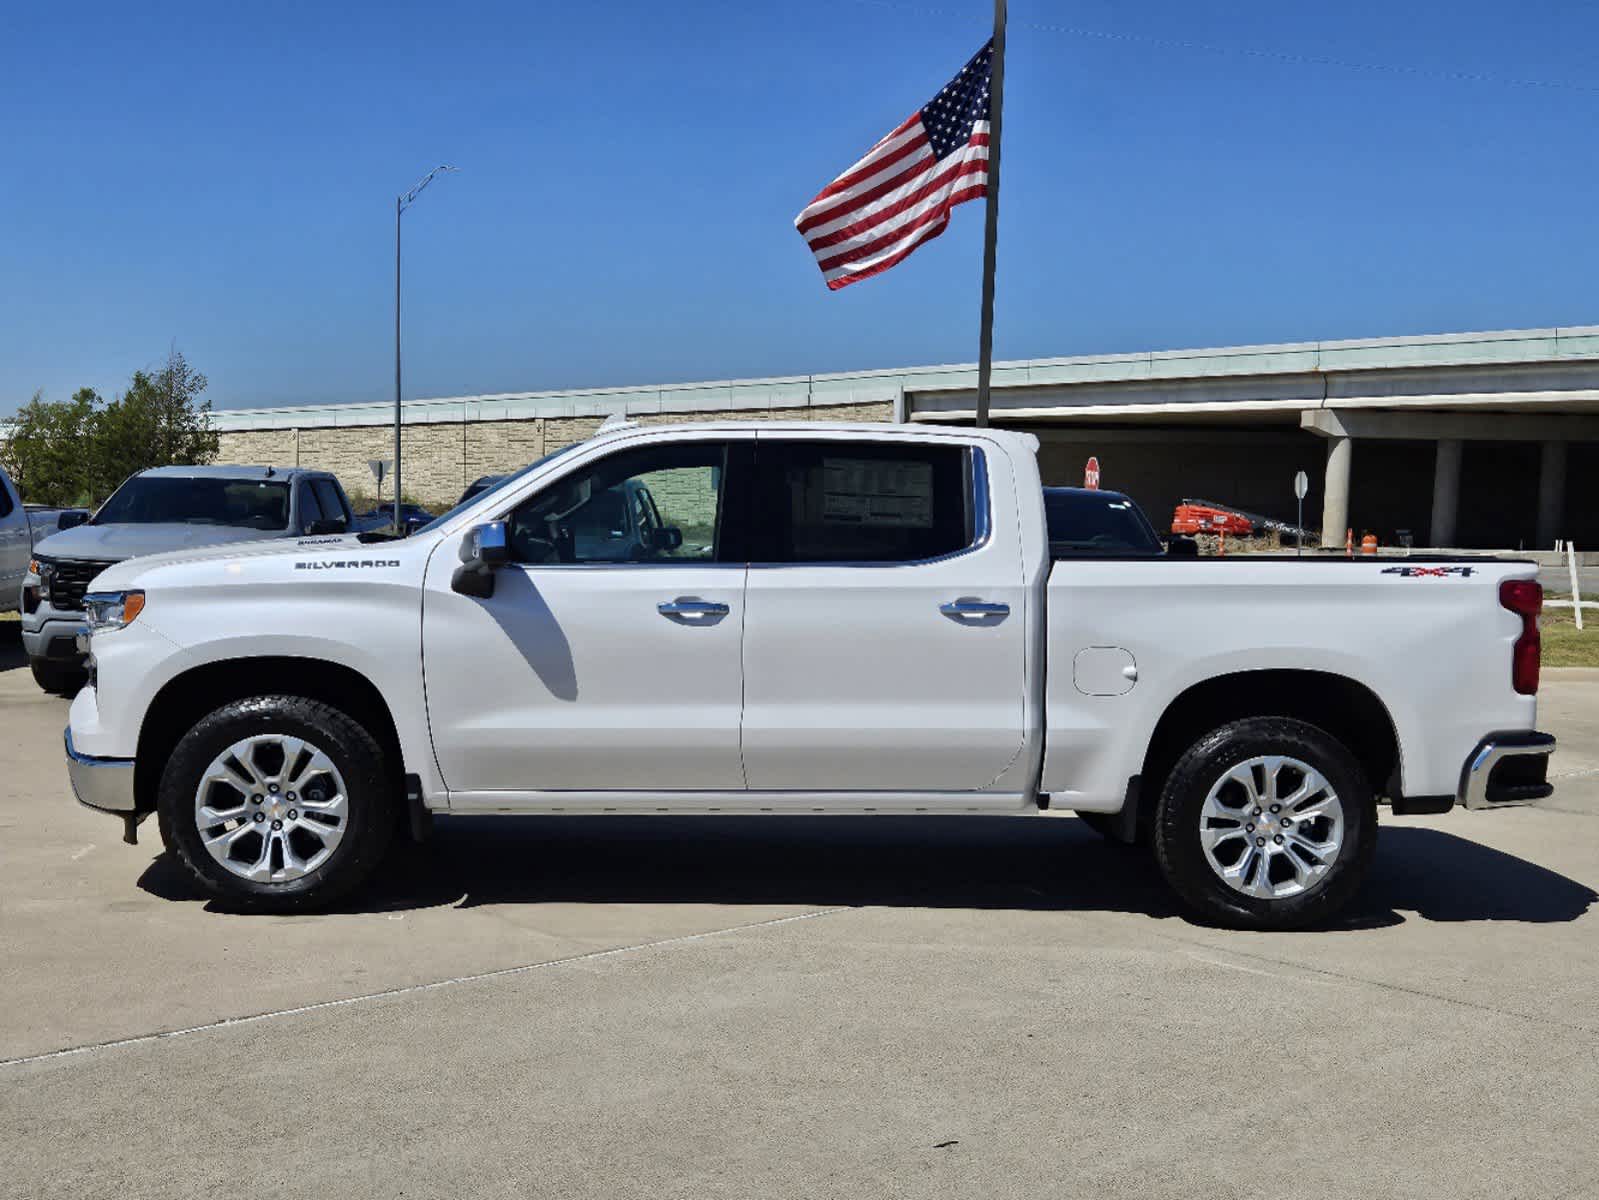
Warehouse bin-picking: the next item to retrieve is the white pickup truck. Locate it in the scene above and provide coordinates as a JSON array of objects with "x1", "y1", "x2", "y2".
[{"x1": 62, "y1": 421, "x2": 1555, "y2": 928}]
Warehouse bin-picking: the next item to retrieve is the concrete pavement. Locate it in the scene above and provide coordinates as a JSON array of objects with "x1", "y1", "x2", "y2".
[{"x1": 2, "y1": 624, "x2": 1597, "y2": 1199}]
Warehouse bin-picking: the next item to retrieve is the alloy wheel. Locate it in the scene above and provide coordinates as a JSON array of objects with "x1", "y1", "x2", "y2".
[
  {"x1": 1198, "y1": 755, "x2": 1345, "y2": 901},
  {"x1": 193, "y1": 734, "x2": 349, "y2": 883}
]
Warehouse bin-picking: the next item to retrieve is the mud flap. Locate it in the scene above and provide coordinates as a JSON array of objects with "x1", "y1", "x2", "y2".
[{"x1": 406, "y1": 773, "x2": 433, "y2": 843}]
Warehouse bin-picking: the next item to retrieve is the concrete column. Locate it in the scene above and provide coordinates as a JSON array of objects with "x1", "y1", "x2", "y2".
[
  {"x1": 1537, "y1": 440, "x2": 1567, "y2": 549},
  {"x1": 1320, "y1": 435, "x2": 1352, "y2": 548},
  {"x1": 1429, "y1": 438, "x2": 1463, "y2": 548}
]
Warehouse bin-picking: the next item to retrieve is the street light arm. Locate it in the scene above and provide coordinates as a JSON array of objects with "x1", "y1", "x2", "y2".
[{"x1": 399, "y1": 164, "x2": 459, "y2": 212}]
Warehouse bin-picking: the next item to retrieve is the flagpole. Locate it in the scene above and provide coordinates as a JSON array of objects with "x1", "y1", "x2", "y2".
[{"x1": 974, "y1": 0, "x2": 1007, "y2": 428}]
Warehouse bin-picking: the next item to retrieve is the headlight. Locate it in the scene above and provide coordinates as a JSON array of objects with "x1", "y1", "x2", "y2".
[{"x1": 83, "y1": 590, "x2": 146, "y2": 633}]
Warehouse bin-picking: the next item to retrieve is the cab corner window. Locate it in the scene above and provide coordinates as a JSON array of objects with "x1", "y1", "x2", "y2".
[
  {"x1": 508, "y1": 441, "x2": 728, "y2": 565},
  {"x1": 756, "y1": 441, "x2": 975, "y2": 564}
]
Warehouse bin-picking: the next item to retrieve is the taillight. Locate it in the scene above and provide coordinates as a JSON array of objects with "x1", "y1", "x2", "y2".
[{"x1": 1500, "y1": 579, "x2": 1542, "y2": 696}]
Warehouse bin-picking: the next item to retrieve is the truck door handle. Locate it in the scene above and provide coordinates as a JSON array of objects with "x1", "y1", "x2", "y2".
[
  {"x1": 657, "y1": 598, "x2": 730, "y2": 619},
  {"x1": 940, "y1": 599, "x2": 1010, "y2": 618}
]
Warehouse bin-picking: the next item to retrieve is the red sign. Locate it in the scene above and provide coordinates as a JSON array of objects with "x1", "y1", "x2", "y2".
[{"x1": 1084, "y1": 456, "x2": 1101, "y2": 490}]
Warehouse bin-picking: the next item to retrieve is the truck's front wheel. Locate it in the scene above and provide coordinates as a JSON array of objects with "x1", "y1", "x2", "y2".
[
  {"x1": 157, "y1": 695, "x2": 395, "y2": 911},
  {"x1": 30, "y1": 656, "x2": 87, "y2": 696},
  {"x1": 1152, "y1": 718, "x2": 1377, "y2": 930}
]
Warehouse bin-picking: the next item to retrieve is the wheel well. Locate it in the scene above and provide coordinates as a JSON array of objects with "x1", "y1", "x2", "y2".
[
  {"x1": 134, "y1": 657, "x2": 404, "y2": 814},
  {"x1": 1139, "y1": 670, "x2": 1400, "y2": 818}
]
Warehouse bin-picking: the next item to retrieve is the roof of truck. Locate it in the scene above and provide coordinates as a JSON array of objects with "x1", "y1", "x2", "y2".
[
  {"x1": 586, "y1": 419, "x2": 1039, "y2": 448},
  {"x1": 136, "y1": 465, "x2": 329, "y2": 480}
]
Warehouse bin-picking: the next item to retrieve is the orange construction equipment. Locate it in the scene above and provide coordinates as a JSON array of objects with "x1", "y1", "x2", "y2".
[
  {"x1": 1361, "y1": 533, "x2": 1378, "y2": 555},
  {"x1": 1172, "y1": 502, "x2": 1254, "y2": 537}
]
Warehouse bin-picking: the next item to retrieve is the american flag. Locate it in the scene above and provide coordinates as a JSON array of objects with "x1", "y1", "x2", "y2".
[{"x1": 796, "y1": 40, "x2": 993, "y2": 290}]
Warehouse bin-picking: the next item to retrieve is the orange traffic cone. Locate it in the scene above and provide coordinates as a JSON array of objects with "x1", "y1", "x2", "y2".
[
  {"x1": 1345, "y1": 528, "x2": 1354, "y2": 557},
  {"x1": 1361, "y1": 533, "x2": 1378, "y2": 555}
]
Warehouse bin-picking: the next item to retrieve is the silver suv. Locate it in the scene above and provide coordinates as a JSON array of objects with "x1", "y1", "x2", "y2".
[{"x1": 22, "y1": 465, "x2": 354, "y2": 693}]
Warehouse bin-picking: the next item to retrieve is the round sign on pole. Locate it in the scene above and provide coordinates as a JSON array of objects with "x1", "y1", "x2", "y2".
[{"x1": 1084, "y1": 456, "x2": 1101, "y2": 490}]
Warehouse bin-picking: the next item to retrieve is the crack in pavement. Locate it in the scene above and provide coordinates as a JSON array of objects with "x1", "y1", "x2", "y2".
[{"x1": 0, "y1": 906, "x2": 852, "y2": 1071}]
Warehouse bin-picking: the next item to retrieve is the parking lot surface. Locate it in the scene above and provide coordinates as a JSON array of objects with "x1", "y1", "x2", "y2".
[{"x1": 3, "y1": 625, "x2": 1597, "y2": 1199}]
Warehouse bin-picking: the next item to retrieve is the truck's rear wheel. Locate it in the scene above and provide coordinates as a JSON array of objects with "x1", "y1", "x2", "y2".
[
  {"x1": 157, "y1": 695, "x2": 395, "y2": 911},
  {"x1": 1152, "y1": 718, "x2": 1377, "y2": 930}
]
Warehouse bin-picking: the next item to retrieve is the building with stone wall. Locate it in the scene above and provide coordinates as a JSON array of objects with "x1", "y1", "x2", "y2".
[{"x1": 210, "y1": 325, "x2": 1599, "y2": 550}]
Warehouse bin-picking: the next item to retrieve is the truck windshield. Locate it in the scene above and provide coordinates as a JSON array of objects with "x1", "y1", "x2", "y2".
[
  {"x1": 94, "y1": 477, "x2": 291, "y2": 531},
  {"x1": 1044, "y1": 489, "x2": 1164, "y2": 557}
]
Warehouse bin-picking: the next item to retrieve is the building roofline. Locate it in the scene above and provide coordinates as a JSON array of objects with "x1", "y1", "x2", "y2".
[{"x1": 205, "y1": 324, "x2": 1599, "y2": 433}]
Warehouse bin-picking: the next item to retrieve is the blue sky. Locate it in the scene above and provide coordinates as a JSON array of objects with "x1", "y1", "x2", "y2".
[{"x1": 3, "y1": 0, "x2": 1596, "y2": 413}]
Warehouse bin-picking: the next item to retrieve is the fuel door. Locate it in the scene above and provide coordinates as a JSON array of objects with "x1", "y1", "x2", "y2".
[{"x1": 1073, "y1": 646, "x2": 1137, "y2": 697}]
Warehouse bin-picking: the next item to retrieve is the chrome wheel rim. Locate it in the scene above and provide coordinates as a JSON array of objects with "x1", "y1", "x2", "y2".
[
  {"x1": 1199, "y1": 755, "x2": 1344, "y2": 901},
  {"x1": 194, "y1": 734, "x2": 349, "y2": 883}
]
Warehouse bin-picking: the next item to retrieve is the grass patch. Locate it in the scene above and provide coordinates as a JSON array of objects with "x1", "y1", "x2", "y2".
[{"x1": 1541, "y1": 606, "x2": 1599, "y2": 668}]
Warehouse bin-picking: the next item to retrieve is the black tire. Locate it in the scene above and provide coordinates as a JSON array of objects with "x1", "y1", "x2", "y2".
[
  {"x1": 1152, "y1": 717, "x2": 1377, "y2": 930},
  {"x1": 30, "y1": 657, "x2": 87, "y2": 696},
  {"x1": 157, "y1": 695, "x2": 396, "y2": 912}
]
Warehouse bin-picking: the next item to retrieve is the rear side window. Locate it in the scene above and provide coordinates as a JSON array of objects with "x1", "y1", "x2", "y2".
[
  {"x1": 752, "y1": 440, "x2": 975, "y2": 564},
  {"x1": 311, "y1": 479, "x2": 349, "y2": 530},
  {"x1": 0, "y1": 481, "x2": 12, "y2": 518}
]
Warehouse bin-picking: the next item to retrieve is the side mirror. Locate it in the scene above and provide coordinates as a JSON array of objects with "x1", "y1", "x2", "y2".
[
  {"x1": 304, "y1": 519, "x2": 344, "y2": 536},
  {"x1": 1165, "y1": 535, "x2": 1200, "y2": 558},
  {"x1": 452, "y1": 521, "x2": 509, "y2": 597},
  {"x1": 652, "y1": 526, "x2": 683, "y2": 552},
  {"x1": 57, "y1": 510, "x2": 89, "y2": 531}
]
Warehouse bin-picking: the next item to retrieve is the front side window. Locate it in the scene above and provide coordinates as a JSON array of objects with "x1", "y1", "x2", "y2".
[
  {"x1": 752, "y1": 441, "x2": 975, "y2": 564},
  {"x1": 508, "y1": 441, "x2": 727, "y2": 564},
  {"x1": 94, "y1": 476, "x2": 292, "y2": 531}
]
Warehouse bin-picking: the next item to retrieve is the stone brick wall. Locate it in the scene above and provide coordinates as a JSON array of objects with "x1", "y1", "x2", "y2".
[{"x1": 214, "y1": 401, "x2": 894, "y2": 512}]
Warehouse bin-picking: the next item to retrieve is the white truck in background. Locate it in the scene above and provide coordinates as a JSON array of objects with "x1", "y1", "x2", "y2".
[{"x1": 62, "y1": 422, "x2": 1555, "y2": 929}]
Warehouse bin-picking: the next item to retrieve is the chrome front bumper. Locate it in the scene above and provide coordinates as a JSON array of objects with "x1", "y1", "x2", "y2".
[
  {"x1": 1458, "y1": 731, "x2": 1556, "y2": 810},
  {"x1": 64, "y1": 727, "x2": 137, "y2": 814}
]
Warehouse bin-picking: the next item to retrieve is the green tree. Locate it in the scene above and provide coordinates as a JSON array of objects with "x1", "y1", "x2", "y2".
[
  {"x1": 0, "y1": 388, "x2": 102, "y2": 505},
  {"x1": 95, "y1": 347, "x2": 219, "y2": 494}
]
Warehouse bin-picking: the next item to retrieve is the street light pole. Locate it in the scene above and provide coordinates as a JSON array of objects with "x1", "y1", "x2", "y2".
[{"x1": 393, "y1": 164, "x2": 458, "y2": 533}]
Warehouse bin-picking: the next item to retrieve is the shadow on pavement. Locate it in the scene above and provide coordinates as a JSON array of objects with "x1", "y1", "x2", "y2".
[
  {"x1": 0, "y1": 623, "x2": 25, "y2": 672},
  {"x1": 137, "y1": 815, "x2": 1597, "y2": 929}
]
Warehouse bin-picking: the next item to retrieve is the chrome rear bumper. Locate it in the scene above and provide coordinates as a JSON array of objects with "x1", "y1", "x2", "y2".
[{"x1": 1458, "y1": 731, "x2": 1555, "y2": 810}]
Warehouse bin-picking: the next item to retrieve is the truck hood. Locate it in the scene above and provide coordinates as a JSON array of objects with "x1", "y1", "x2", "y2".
[
  {"x1": 84, "y1": 531, "x2": 414, "y2": 592},
  {"x1": 31, "y1": 523, "x2": 285, "y2": 563}
]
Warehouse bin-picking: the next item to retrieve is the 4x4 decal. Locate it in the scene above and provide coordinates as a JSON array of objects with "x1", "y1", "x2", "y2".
[{"x1": 1381, "y1": 565, "x2": 1475, "y2": 578}]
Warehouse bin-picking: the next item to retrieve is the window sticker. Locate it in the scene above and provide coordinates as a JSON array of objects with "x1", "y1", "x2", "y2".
[{"x1": 818, "y1": 458, "x2": 934, "y2": 528}]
